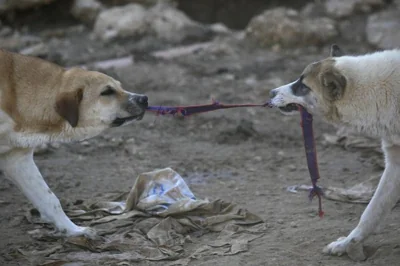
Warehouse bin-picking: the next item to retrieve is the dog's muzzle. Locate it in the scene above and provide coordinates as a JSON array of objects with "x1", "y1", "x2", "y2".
[
  {"x1": 111, "y1": 94, "x2": 148, "y2": 127},
  {"x1": 278, "y1": 103, "x2": 298, "y2": 113},
  {"x1": 269, "y1": 88, "x2": 298, "y2": 113},
  {"x1": 134, "y1": 95, "x2": 148, "y2": 109}
]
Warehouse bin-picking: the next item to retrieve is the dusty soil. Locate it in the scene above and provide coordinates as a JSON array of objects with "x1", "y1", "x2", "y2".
[{"x1": 0, "y1": 18, "x2": 398, "y2": 266}]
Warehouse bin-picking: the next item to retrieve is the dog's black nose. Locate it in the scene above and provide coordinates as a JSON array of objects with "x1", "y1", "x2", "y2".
[
  {"x1": 135, "y1": 95, "x2": 148, "y2": 108},
  {"x1": 269, "y1": 89, "x2": 277, "y2": 99}
]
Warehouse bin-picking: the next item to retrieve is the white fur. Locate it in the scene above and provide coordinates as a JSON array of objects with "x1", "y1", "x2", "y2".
[
  {"x1": 271, "y1": 49, "x2": 400, "y2": 260},
  {"x1": 271, "y1": 79, "x2": 319, "y2": 113},
  {"x1": 0, "y1": 108, "x2": 98, "y2": 237},
  {"x1": 333, "y1": 50, "x2": 400, "y2": 137},
  {"x1": 0, "y1": 148, "x2": 96, "y2": 237}
]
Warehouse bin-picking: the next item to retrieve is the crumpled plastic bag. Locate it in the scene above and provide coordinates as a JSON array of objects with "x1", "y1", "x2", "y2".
[{"x1": 124, "y1": 167, "x2": 202, "y2": 214}]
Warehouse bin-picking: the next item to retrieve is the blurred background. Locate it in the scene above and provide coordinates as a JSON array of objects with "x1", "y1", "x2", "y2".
[
  {"x1": 0, "y1": 0, "x2": 399, "y2": 265},
  {"x1": 0, "y1": 0, "x2": 397, "y2": 65}
]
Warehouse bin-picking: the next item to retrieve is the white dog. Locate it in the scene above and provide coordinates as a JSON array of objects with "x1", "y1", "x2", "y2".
[
  {"x1": 0, "y1": 49, "x2": 148, "y2": 238},
  {"x1": 269, "y1": 45, "x2": 400, "y2": 261}
]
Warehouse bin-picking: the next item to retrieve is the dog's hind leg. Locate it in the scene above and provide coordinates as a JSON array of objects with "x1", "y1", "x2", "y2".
[
  {"x1": 1, "y1": 148, "x2": 97, "y2": 238},
  {"x1": 323, "y1": 139, "x2": 400, "y2": 261}
]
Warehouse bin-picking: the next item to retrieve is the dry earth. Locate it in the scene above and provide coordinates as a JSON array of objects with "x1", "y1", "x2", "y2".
[{"x1": 0, "y1": 4, "x2": 398, "y2": 266}]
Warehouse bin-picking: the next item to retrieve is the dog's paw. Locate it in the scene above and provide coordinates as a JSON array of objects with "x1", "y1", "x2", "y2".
[
  {"x1": 69, "y1": 226, "x2": 99, "y2": 240},
  {"x1": 28, "y1": 225, "x2": 99, "y2": 240},
  {"x1": 323, "y1": 236, "x2": 366, "y2": 261},
  {"x1": 323, "y1": 236, "x2": 348, "y2": 256}
]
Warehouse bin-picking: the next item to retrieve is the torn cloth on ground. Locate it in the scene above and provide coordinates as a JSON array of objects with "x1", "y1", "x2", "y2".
[
  {"x1": 17, "y1": 168, "x2": 265, "y2": 265},
  {"x1": 317, "y1": 126, "x2": 385, "y2": 203},
  {"x1": 288, "y1": 174, "x2": 381, "y2": 204}
]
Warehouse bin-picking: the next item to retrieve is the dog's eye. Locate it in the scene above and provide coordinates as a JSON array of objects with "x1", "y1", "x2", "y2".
[
  {"x1": 292, "y1": 80, "x2": 310, "y2": 96},
  {"x1": 299, "y1": 84, "x2": 310, "y2": 94},
  {"x1": 100, "y1": 86, "x2": 115, "y2": 96}
]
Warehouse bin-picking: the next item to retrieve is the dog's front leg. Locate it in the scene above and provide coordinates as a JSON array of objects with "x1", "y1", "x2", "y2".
[
  {"x1": 323, "y1": 140, "x2": 400, "y2": 261},
  {"x1": 1, "y1": 148, "x2": 96, "y2": 238}
]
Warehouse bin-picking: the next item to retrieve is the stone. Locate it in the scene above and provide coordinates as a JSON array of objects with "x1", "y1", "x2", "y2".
[
  {"x1": 366, "y1": 9, "x2": 400, "y2": 49},
  {"x1": 93, "y1": 3, "x2": 148, "y2": 41},
  {"x1": 245, "y1": 7, "x2": 337, "y2": 48},
  {"x1": 325, "y1": 0, "x2": 386, "y2": 18},
  {"x1": 19, "y1": 42, "x2": 48, "y2": 57},
  {"x1": 146, "y1": 3, "x2": 211, "y2": 43},
  {"x1": 114, "y1": 0, "x2": 175, "y2": 6},
  {"x1": 300, "y1": 2, "x2": 326, "y2": 18},
  {"x1": 0, "y1": 0, "x2": 56, "y2": 12},
  {"x1": 336, "y1": 15, "x2": 367, "y2": 44},
  {"x1": 71, "y1": 0, "x2": 103, "y2": 24},
  {"x1": 0, "y1": 26, "x2": 12, "y2": 37},
  {"x1": 93, "y1": 2, "x2": 211, "y2": 43},
  {"x1": 209, "y1": 23, "x2": 232, "y2": 35},
  {"x1": 325, "y1": 0, "x2": 356, "y2": 18},
  {"x1": 0, "y1": 32, "x2": 42, "y2": 51}
]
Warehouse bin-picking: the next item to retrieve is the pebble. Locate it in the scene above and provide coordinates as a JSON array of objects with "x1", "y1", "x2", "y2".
[
  {"x1": 290, "y1": 221, "x2": 298, "y2": 228},
  {"x1": 254, "y1": 156, "x2": 262, "y2": 162}
]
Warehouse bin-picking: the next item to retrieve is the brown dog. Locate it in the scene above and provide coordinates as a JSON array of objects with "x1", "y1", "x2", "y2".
[{"x1": 0, "y1": 49, "x2": 148, "y2": 238}]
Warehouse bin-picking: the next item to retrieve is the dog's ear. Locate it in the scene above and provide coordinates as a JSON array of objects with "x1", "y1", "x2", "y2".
[
  {"x1": 320, "y1": 69, "x2": 346, "y2": 101},
  {"x1": 55, "y1": 88, "x2": 83, "y2": 127},
  {"x1": 330, "y1": 44, "x2": 344, "y2": 57}
]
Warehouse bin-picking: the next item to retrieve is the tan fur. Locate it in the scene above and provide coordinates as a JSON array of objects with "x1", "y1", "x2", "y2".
[
  {"x1": 270, "y1": 46, "x2": 400, "y2": 261},
  {"x1": 300, "y1": 59, "x2": 346, "y2": 122},
  {"x1": 0, "y1": 49, "x2": 147, "y2": 238}
]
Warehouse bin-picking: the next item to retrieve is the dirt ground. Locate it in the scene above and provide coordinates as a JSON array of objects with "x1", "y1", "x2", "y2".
[{"x1": 0, "y1": 16, "x2": 399, "y2": 266}]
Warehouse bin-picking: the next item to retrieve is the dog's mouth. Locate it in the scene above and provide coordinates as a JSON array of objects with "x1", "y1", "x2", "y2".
[
  {"x1": 111, "y1": 112, "x2": 145, "y2": 127},
  {"x1": 278, "y1": 103, "x2": 299, "y2": 113}
]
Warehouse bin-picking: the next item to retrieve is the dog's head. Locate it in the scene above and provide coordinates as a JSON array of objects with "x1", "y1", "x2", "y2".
[
  {"x1": 269, "y1": 45, "x2": 347, "y2": 121},
  {"x1": 55, "y1": 68, "x2": 147, "y2": 131}
]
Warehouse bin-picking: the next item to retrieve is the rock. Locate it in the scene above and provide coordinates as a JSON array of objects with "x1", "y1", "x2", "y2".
[
  {"x1": 245, "y1": 8, "x2": 337, "y2": 48},
  {"x1": 0, "y1": 0, "x2": 56, "y2": 12},
  {"x1": 209, "y1": 23, "x2": 232, "y2": 35},
  {"x1": 0, "y1": 32, "x2": 42, "y2": 51},
  {"x1": 0, "y1": 26, "x2": 12, "y2": 37},
  {"x1": 325, "y1": 0, "x2": 386, "y2": 18},
  {"x1": 85, "y1": 56, "x2": 134, "y2": 71},
  {"x1": 290, "y1": 221, "x2": 298, "y2": 228},
  {"x1": 254, "y1": 156, "x2": 262, "y2": 162},
  {"x1": 336, "y1": 14, "x2": 366, "y2": 44},
  {"x1": 71, "y1": 0, "x2": 103, "y2": 24},
  {"x1": 80, "y1": 141, "x2": 90, "y2": 146},
  {"x1": 0, "y1": 27, "x2": 11, "y2": 39},
  {"x1": 177, "y1": 0, "x2": 309, "y2": 30},
  {"x1": 112, "y1": 0, "x2": 175, "y2": 6},
  {"x1": 152, "y1": 42, "x2": 212, "y2": 59},
  {"x1": 288, "y1": 164, "x2": 297, "y2": 172},
  {"x1": 366, "y1": 9, "x2": 400, "y2": 49},
  {"x1": 94, "y1": 2, "x2": 211, "y2": 43},
  {"x1": 325, "y1": 0, "x2": 355, "y2": 18},
  {"x1": 300, "y1": 2, "x2": 327, "y2": 18},
  {"x1": 19, "y1": 42, "x2": 48, "y2": 57},
  {"x1": 146, "y1": 3, "x2": 211, "y2": 43},
  {"x1": 93, "y1": 3, "x2": 148, "y2": 41}
]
